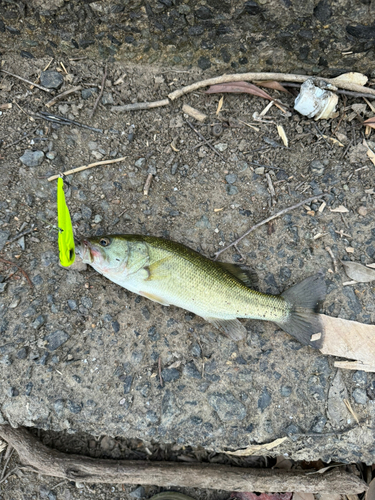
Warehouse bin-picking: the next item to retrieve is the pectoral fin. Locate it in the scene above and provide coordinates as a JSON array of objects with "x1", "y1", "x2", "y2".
[
  {"x1": 139, "y1": 290, "x2": 170, "y2": 306},
  {"x1": 205, "y1": 317, "x2": 247, "y2": 341}
]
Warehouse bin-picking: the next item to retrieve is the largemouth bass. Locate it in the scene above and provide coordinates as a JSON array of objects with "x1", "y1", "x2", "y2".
[{"x1": 77, "y1": 235, "x2": 326, "y2": 348}]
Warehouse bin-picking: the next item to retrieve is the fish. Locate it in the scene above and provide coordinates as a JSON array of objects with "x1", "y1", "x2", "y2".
[{"x1": 77, "y1": 234, "x2": 326, "y2": 348}]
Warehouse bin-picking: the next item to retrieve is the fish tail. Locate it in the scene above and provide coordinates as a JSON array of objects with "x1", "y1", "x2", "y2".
[{"x1": 274, "y1": 272, "x2": 326, "y2": 349}]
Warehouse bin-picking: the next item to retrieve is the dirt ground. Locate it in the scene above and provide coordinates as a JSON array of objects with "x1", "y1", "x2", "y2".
[{"x1": 0, "y1": 51, "x2": 375, "y2": 499}]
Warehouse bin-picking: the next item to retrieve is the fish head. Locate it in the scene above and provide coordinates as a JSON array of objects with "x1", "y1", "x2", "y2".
[{"x1": 76, "y1": 236, "x2": 129, "y2": 275}]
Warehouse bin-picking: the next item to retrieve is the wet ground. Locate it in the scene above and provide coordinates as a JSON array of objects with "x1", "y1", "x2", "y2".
[{"x1": 0, "y1": 1, "x2": 375, "y2": 499}]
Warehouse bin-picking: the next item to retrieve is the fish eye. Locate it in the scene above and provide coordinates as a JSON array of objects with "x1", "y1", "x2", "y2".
[{"x1": 99, "y1": 237, "x2": 111, "y2": 247}]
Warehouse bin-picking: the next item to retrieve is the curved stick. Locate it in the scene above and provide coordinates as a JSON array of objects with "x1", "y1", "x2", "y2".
[{"x1": 0, "y1": 425, "x2": 367, "y2": 494}]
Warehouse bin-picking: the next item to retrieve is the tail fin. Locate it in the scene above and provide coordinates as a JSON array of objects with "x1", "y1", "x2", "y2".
[{"x1": 275, "y1": 272, "x2": 326, "y2": 349}]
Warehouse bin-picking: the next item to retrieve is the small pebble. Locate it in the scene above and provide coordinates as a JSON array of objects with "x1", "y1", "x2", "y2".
[
  {"x1": 357, "y1": 206, "x2": 367, "y2": 216},
  {"x1": 352, "y1": 388, "x2": 367, "y2": 405},
  {"x1": 40, "y1": 71, "x2": 64, "y2": 89},
  {"x1": 20, "y1": 150, "x2": 44, "y2": 167},
  {"x1": 254, "y1": 167, "x2": 265, "y2": 175},
  {"x1": 215, "y1": 143, "x2": 228, "y2": 152},
  {"x1": 310, "y1": 159, "x2": 325, "y2": 176},
  {"x1": 129, "y1": 486, "x2": 145, "y2": 499},
  {"x1": 225, "y1": 173, "x2": 237, "y2": 184}
]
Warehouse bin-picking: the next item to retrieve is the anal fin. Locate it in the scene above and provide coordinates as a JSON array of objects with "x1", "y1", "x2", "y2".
[
  {"x1": 139, "y1": 290, "x2": 170, "y2": 306},
  {"x1": 205, "y1": 317, "x2": 247, "y2": 341}
]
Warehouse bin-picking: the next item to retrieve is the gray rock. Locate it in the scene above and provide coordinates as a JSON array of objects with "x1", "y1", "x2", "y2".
[
  {"x1": 183, "y1": 361, "x2": 202, "y2": 379},
  {"x1": 102, "y1": 92, "x2": 114, "y2": 105},
  {"x1": 45, "y1": 330, "x2": 69, "y2": 351},
  {"x1": 226, "y1": 185, "x2": 238, "y2": 195},
  {"x1": 208, "y1": 391, "x2": 246, "y2": 421},
  {"x1": 196, "y1": 215, "x2": 211, "y2": 229},
  {"x1": 225, "y1": 173, "x2": 237, "y2": 184},
  {"x1": 352, "y1": 388, "x2": 367, "y2": 405},
  {"x1": 258, "y1": 387, "x2": 272, "y2": 412},
  {"x1": 135, "y1": 158, "x2": 146, "y2": 168},
  {"x1": 310, "y1": 159, "x2": 325, "y2": 176},
  {"x1": 20, "y1": 150, "x2": 44, "y2": 167},
  {"x1": 161, "y1": 368, "x2": 180, "y2": 383},
  {"x1": 67, "y1": 300, "x2": 77, "y2": 310},
  {"x1": 280, "y1": 385, "x2": 292, "y2": 397},
  {"x1": 352, "y1": 371, "x2": 367, "y2": 385},
  {"x1": 123, "y1": 375, "x2": 133, "y2": 394},
  {"x1": 0, "y1": 283, "x2": 7, "y2": 293},
  {"x1": 40, "y1": 70, "x2": 64, "y2": 89},
  {"x1": 32, "y1": 315, "x2": 45, "y2": 330},
  {"x1": 0, "y1": 230, "x2": 10, "y2": 251},
  {"x1": 310, "y1": 415, "x2": 327, "y2": 433},
  {"x1": 129, "y1": 486, "x2": 145, "y2": 499},
  {"x1": 81, "y1": 297, "x2": 93, "y2": 309},
  {"x1": 81, "y1": 87, "x2": 97, "y2": 99}
]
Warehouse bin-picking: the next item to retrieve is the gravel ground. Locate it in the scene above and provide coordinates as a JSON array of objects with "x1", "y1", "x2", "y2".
[{"x1": 0, "y1": 1, "x2": 375, "y2": 498}]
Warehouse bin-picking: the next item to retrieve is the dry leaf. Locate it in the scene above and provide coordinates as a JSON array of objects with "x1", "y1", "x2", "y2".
[
  {"x1": 257, "y1": 80, "x2": 291, "y2": 94},
  {"x1": 363, "y1": 116, "x2": 375, "y2": 130},
  {"x1": 330, "y1": 205, "x2": 349, "y2": 213},
  {"x1": 206, "y1": 81, "x2": 274, "y2": 101},
  {"x1": 341, "y1": 260, "x2": 375, "y2": 282},
  {"x1": 366, "y1": 478, "x2": 375, "y2": 500},
  {"x1": 224, "y1": 436, "x2": 288, "y2": 456},
  {"x1": 216, "y1": 95, "x2": 224, "y2": 115},
  {"x1": 319, "y1": 314, "x2": 375, "y2": 371},
  {"x1": 277, "y1": 124, "x2": 288, "y2": 147},
  {"x1": 332, "y1": 72, "x2": 368, "y2": 86},
  {"x1": 322, "y1": 135, "x2": 344, "y2": 147}
]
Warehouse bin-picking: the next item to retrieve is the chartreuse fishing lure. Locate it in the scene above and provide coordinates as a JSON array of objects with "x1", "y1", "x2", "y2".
[{"x1": 57, "y1": 177, "x2": 75, "y2": 266}]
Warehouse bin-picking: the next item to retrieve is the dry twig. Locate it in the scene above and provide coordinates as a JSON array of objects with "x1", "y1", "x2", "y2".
[
  {"x1": 325, "y1": 246, "x2": 338, "y2": 273},
  {"x1": 143, "y1": 173, "x2": 154, "y2": 196},
  {"x1": 214, "y1": 194, "x2": 328, "y2": 259},
  {"x1": 47, "y1": 157, "x2": 126, "y2": 181},
  {"x1": 90, "y1": 65, "x2": 107, "y2": 119},
  {"x1": 46, "y1": 86, "x2": 82, "y2": 108},
  {"x1": 112, "y1": 99, "x2": 170, "y2": 112},
  {"x1": 0, "y1": 425, "x2": 367, "y2": 494},
  {"x1": 0, "y1": 69, "x2": 52, "y2": 93},
  {"x1": 0, "y1": 257, "x2": 33, "y2": 288}
]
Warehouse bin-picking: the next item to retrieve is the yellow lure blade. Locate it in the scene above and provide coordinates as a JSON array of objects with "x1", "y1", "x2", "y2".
[{"x1": 57, "y1": 177, "x2": 75, "y2": 266}]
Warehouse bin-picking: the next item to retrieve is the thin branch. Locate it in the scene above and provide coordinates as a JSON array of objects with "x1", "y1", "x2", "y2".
[
  {"x1": 45, "y1": 86, "x2": 82, "y2": 108},
  {"x1": 112, "y1": 99, "x2": 170, "y2": 112},
  {"x1": 168, "y1": 72, "x2": 375, "y2": 101},
  {"x1": 0, "y1": 425, "x2": 367, "y2": 494},
  {"x1": 90, "y1": 65, "x2": 107, "y2": 119},
  {"x1": 0, "y1": 69, "x2": 52, "y2": 93},
  {"x1": 47, "y1": 157, "x2": 126, "y2": 182},
  {"x1": 0, "y1": 257, "x2": 33, "y2": 287},
  {"x1": 5, "y1": 226, "x2": 36, "y2": 245},
  {"x1": 214, "y1": 194, "x2": 329, "y2": 259},
  {"x1": 143, "y1": 173, "x2": 154, "y2": 196}
]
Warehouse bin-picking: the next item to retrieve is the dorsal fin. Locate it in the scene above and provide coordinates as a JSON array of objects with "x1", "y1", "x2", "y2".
[{"x1": 218, "y1": 262, "x2": 258, "y2": 289}]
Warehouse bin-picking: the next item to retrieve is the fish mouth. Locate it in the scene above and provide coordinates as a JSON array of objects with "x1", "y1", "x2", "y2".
[{"x1": 77, "y1": 239, "x2": 96, "y2": 264}]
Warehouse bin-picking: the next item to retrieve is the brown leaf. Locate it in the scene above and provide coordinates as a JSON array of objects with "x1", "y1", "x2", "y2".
[
  {"x1": 257, "y1": 80, "x2": 291, "y2": 94},
  {"x1": 363, "y1": 116, "x2": 375, "y2": 129},
  {"x1": 341, "y1": 260, "x2": 375, "y2": 283},
  {"x1": 206, "y1": 81, "x2": 274, "y2": 101}
]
